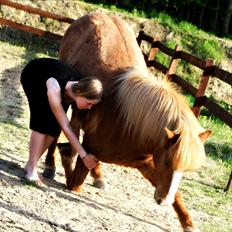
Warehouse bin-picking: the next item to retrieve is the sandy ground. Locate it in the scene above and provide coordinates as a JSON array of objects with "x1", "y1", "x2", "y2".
[{"x1": 0, "y1": 152, "x2": 187, "y2": 232}]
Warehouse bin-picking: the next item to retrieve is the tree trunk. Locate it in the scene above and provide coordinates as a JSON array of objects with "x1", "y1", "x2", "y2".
[
  {"x1": 223, "y1": 0, "x2": 232, "y2": 35},
  {"x1": 199, "y1": 0, "x2": 208, "y2": 28},
  {"x1": 212, "y1": 0, "x2": 221, "y2": 31}
]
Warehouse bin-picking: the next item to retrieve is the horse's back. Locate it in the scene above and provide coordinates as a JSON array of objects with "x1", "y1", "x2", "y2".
[
  {"x1": 59, "y1": 11, "x2": 147, "y2": 81},
  {"x1": 59, "y1": 12, "x2": 150, "y2": 160}
]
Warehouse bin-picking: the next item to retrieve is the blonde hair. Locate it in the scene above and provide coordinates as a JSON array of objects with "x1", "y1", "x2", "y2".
[
  {"x1": 71, "y1": 76, "x2": 103, "y2": 100},
  {"x1": 115, "y1": 68, "x2": 207, "y2": 171}
]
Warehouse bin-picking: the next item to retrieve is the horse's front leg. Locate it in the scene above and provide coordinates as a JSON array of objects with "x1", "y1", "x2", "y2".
[
  {"x1": 58, "y1": 142, "x2": 77, "y2": 180},
  {"x1": 60, "y1": 149, "x2": 105, "y2": 191},
  {"x1": 43, "y1": 136, "x2": 59, "y2": 179},
  {"x1": 173, "y1": 191, "x2": 200, "y2": 232},
  {"x1": 90, "y1": 162, "x2": 107, "y2": 190},
  {"x1": 66, "y1": 156, "x2": 90, "y2": 192},
  {"x1": 59, "y1": 143, "x2": 105, "y2": 190},
  {"x1": 58, "y1": 142, "x2": 90, "y2": 191}
]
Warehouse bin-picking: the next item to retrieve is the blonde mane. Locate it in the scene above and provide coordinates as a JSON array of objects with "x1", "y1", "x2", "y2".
[{"x1": 115, "y1": 68, "x2": 206, "y2": 171}]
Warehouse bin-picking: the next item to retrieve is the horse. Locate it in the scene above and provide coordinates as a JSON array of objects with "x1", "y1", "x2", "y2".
[{"x1": 44, "y1": 12, "x2": 211, "y2": 232}]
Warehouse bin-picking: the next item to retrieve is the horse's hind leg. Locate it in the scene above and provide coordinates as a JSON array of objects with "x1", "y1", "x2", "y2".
[
  {"x1": 173, "y1": 192, "x2": 199, "y2": 232},
  {"x1": 43, "y1": 137, "x2": 58, "y2": 179},
  {"x1": 90, "y1": 162, "x2": 107, "y2": 190}
]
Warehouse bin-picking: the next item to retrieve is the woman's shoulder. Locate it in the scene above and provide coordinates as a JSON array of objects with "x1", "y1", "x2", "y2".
[
  {"x1": 23, "y1": 58, "x2": 80, "y2": 81},
  {"x1": 28, "y1": 58, "x2": 63, "y2": 65},
  {"x1": 36, "y1": 58, "x2": 75, "y2": 70},
  {"x1": 25, "y1": 58, "x2": 73, "y2": 72}
]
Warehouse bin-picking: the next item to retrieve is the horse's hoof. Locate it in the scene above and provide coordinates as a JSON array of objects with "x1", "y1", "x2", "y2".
[
  {"x1": 93, "y1": 178, "x2": 108, "y2": 190},
  {"x1": 69, "y1": 185, "x2": 82, "y2": 192},
  {"x1": 42, "y1": 167, "x2": 56, "y2": 179},
  {"x1": 184, "y1": 227, "x2": 200, "y2": 232}
]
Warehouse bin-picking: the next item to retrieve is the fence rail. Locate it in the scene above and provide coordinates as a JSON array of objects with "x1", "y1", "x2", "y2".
[
  {"x1": 0, "y1": 0, "x2": 72, "y2": 40},
  {"x1": 137, "y1": 30, "x2": 232, "y2": 127},
  {"x1": 0, "y1": 0, "x2": 231, "y2": 191},
  {"x1": 0, "y1": 0, "x2": 74, "y2": 23}
]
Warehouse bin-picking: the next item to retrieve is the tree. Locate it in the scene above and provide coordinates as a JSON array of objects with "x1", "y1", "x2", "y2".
[{"x1": 223, "y1": 0, "x2": 232, "y2": 35}]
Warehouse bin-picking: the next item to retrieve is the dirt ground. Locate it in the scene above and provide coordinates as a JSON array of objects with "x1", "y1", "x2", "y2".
[{"x1": 0, "y1": 152, "x2": 188, "y2": 232}]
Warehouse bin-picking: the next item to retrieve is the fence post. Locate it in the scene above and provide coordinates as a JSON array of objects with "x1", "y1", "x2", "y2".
[
  {"x1": 192, "y1": 59, "x2": 215, "y2": 117},
  {"x1": 136, "y1": 30, "x2": 144, "y2": 46},
  {"x1": 148, "y1": 40, "x2": 159, "y2": 62},
  {"x1": 224, "y1": 171, "x2": 232, "y2": 192},
  {"x1": 166, "y1": 44, "x2": 181, "y2": 80}
]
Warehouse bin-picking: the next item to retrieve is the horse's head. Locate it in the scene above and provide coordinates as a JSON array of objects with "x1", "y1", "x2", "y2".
[
  {"x1": 114, "y1": 68, "x2": 212, "y2": 206},
  {"x1": 153, "y1": 127, "x2": 212, "y2": 206}
]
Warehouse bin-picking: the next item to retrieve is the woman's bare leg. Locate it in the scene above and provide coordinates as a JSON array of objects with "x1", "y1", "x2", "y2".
[
  {"x1": 43, "y1": 134, "x2": 56, "y2": 154},
  {"x1": 25, "y1": 131, "x2": 55, "y2": 183}
]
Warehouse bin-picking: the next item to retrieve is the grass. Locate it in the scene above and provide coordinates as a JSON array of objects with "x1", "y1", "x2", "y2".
[
  {"x1": 184, "y1": 94, "x2": 232, "y2": 168},
  {"x1": 0, "y1": 1, "x2": 231, "y2": 231}
]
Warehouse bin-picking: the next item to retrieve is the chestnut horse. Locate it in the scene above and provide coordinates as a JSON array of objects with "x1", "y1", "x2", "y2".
[{"x1": 45, "y1": 12, "x2": 211, "y2": 232}]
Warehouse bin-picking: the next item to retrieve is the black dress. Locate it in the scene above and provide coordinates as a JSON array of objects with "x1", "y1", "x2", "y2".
[{"x1": 21, "y1": 58, "x2": 81, "y2": 137}]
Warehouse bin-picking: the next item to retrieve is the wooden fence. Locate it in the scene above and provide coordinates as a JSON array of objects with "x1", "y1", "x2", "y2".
[
  {"x1": 137, "y1": 31, "x2": 232, "y2": 127},
  {"x1": 0, "y1": 0, "x2": 231, "y2": 191},
  {"x1": 0, "y1": 0, "x2": 73, "y2": 40},
  {"x1": 136, "y1": 31, "x2": 232, "y2": 192}
]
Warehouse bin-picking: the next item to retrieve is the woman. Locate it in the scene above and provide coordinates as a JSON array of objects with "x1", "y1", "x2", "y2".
[{"x1": 21, "y1": 58, "x2": 103, "y2": 185}]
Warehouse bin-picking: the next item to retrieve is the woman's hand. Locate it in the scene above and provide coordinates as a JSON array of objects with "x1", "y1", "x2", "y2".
[{"x1": 82, "y1": 154, "x2": 98, "y2": 170}]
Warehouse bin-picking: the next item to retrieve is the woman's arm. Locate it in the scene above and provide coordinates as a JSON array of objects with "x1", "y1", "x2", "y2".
[{"x1": 46, "y1": 78, "x2": 98, "y2": 169}]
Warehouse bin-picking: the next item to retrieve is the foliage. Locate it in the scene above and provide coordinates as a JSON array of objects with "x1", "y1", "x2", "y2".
[
  {"x1": 193, "y1": 39, "x2": 225, "y2": 61},
  {"x1": 82, "y1": 0, "x2": 232, "y2": 37}
]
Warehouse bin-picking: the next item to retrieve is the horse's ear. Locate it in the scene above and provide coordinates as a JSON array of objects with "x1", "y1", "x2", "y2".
[
  {"x1": 164, "y1": 127, "x2": 180, "y2": 145},
  {"x1": 199, "y1": 129, "x2": 212, "y2": 142}
]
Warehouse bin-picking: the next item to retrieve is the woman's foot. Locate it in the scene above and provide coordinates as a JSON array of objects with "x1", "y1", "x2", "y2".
[{"x1": 25, "y1": 166, "x2": 43, "y2": 186}]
